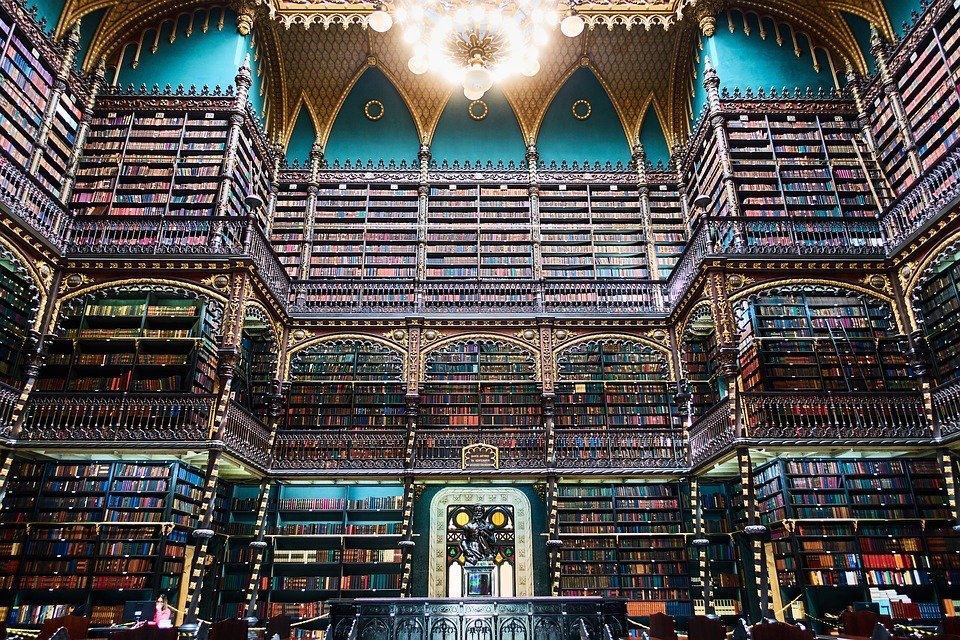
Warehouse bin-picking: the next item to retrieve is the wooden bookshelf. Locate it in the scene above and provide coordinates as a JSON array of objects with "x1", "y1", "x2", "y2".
[
  {"x1": 918, "y1": 250, "x2": 960, "y2": 385},
  {"x1": 262, "y1": 485, "x2": 404, "y2": 621},
  {"x1": 556, "y1": 483, "x2": 691, "y2": 618},
  {"x1": 554, "y1": 338, "x2": 679, "y2": 468},
  {"x1": 419, "y1": 338, "x2": 542, "y2": 466},
  {"x1": 538, "y1": 183, "x2": 649, "y2": 280},
  {"x1": 235, "y1": 315, "x2": 276, "y2": 414},
  {"x1": 0, "y1": 459, "x2": 204, "y2": 625},
  {"x1": 0, "y1": 5, "x2": 53, "y2": 171},
  {"x1": 0, "y1": 254, "x2": 35, "y2": 387},
  {"x1": 37, "y1": 292, "x2": 216, "y2": 394},
  {"x1": 284, "y1": 338, "x2": 406, "y2": 468},
  {"x1": 736, "y1": 288, "x2": 913, "y2": 393},
  {"x1": 648, "y1": 174, "x2": 687, "y2": 280}
]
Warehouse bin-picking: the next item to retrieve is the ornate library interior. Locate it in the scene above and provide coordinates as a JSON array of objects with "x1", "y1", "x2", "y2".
[{"x1": 1, "y1": 0, "x2": 960, "y2": 638}]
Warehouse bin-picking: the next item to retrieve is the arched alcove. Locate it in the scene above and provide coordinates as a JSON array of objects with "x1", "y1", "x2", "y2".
[
  {"x1": 325, "y1": 66, "x2": 419, "y2": 166},
  {"x1": 430, "y1": 86, "x2": 525, "y2": 166},
  {"x1": 536, "y1": 67, "x2": 631, "y2": 167}
]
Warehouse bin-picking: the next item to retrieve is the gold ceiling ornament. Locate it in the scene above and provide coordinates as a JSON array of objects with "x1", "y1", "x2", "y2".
[
  {"x1": 467, "y1": 98, "x2": 489, "y2": 120},
  {"x1": 363, "y1": 98, "x2": 385, "y2": 119},
  {"x1": 571, "y1": 98, "x2": 591, "y2": 119}
]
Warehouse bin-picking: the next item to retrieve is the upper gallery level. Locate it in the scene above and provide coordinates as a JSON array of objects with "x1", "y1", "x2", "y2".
[{"x1": 0, "y1": 0, "x2": 958, "y2": 318}]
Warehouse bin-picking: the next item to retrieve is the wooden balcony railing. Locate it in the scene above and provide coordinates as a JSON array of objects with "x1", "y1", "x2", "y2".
[
  {"x1": 0, "y1": 157, "x2": 70, "y2": 250},
  {"x1": 289, "y1": 279, "x2": 666, "y2": 315},
  {"x1": 933, "y1": 379, "x2": 960, "y2": 439},
  {"x1": 223, "y1": 401, "x2": 272, "y2": 467},
  {"x1": 66, "y1": 217, "x2": 246, "y2": 255},
  {"x1": 65, "y1": 216, "x2": 291, "y2": 304},
  {"x1": 0, "y1": 381, "x2": 18, "y2": 437},
  {"x1": 412, "y1": 429, "x2": 546, "y2": 470},
  {"x1": 21, "y1": 392, "x2": 214, "y2": 443},
  {"x1": 880, "y1": 150, "x2": 960, "y2": 249},
  {"x1": 271, "y1": 430, "x2": 406, "y2": 469},
  {"x1": 740, "y1": 391, "x2": 929, "y2": 442},
  {"x1": 554, "y1": 429, "x2": 686, "y2": 469},
  {"x1": 666, "y1": 216, "x2": 886, "y2": 303},
  {"x1": 687, "y1": 399, "x2": 735, "y2": 468}
]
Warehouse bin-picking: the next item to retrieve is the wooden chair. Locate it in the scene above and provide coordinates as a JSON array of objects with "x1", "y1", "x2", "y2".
[
  {"x1": 208, "y1": 619, "x2": 248, "y2": 640},
  {"x1": 649, "y1": 613, "x2": 678, "y2": 640},
  {"x1": 265, "y1": 615, "x2": 291, "y2": 640},
  {"x1": 840, "y1": 610, "x2": 892, "y2": 640},
  {"x1": 943, "y1": 619, "x2": 960, "y2": 637},
  {"x1": 688, "y1": 616, "x2": 727, "y2": 640},
  {"x1": 38, "y1": 615, "x2": 90, "y2": 640},
  {"x1": 751, "y1": 621, "x2": 815, "y2": 640}
]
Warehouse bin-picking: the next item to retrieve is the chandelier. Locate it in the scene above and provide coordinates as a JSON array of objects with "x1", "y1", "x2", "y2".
[{"x1": 367, "y1": 1, "x2": 586, "y2": 100}]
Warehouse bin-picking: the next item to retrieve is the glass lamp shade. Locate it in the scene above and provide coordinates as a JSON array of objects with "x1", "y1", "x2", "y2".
[
  {"x1": 560, "y1": 14, "x2": 585, "y2": 37},
  {"x1": 368, "y1": 9, "x2": 393, "y2": 33}
]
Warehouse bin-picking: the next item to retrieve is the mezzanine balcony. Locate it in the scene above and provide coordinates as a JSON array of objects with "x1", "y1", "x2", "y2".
[
  {"x1": 14, "y1": 392, "x2": 273, "y2": 468},
  {"x1": 688, "y1": 391, "x2": 932, "y2": 467},
  {"x1": 0, "y1": 157, "x2": 70, "y2": 251}
]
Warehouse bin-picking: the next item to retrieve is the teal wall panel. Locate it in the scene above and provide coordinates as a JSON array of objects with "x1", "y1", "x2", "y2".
[
  {"x1": 430, "y1": 86, "x2": 525, "y2": 166},
  {"x1": 536, "y1": 67, "x2": 631, "y2": 167},
  {"x1": 285, "y1": 104, "x2": 317, "y2": 166},
  {"x1": 883, "y1": 0, "x2": 926, "y2": 37},
  {"x1": 691, "y1": 12, "x2": 836, "y2": 124},
  {"x1": 639, "y1": 104, "x2": 671, "y2": 167},
  {"x1": 410, "y1": 485, "x2": 549, "y2": 597},
  {"x1": 842, "y1": 12, "x2": 878, "y2": 76},
  {"x1": 115, "y1": 9, "x2": 265, "y2": 118},
  {"x1": 74, "y1": 9, "x2": 106, "y2": 71},
  {"x1": 324, "y1": 66, "x2": 419, "y2": 166},
  {"x1": 26, "y1": 0, "x2": 64, "y2": 33}
]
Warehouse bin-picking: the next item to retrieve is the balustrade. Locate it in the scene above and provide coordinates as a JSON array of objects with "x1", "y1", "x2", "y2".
[
  {"x1": 412, "y1": 429, "x2": 546, "y2": 470},
  {"x1": 21, "y1": 392, "x2": 214, "y2": 442},
  {"x1": 687, "y1": 398, "x2": 735, "y2": 467},
  {"x1": 223, "y1": 401, "x2": 272, "y2": 467},
  {"x1": 739, "y1": 392, "x2": 929, "y2": 441},
  {"x1": 0, "y1": 157, "x2": 69, "y2": 250}
]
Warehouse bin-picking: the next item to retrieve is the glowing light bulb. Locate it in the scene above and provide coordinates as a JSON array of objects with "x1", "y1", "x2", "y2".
[
  {"x1": 560, "y1": 14, "x2": 585, "y2": 37},
  {"x1": 521, "y1": 56, "x2": 541, "y2": 77},
  {"x1": 532, "y1": 27, "x2": 549, "y2": 46},
  {"x1": 464, "y1": 85, "x2": 485, "y2": 101},
  {"x1": 408, "y1": 56, "x2": 429, "y2": 75},
  {"x1": 367, "y1": 9, "x2": 393, "y2": 33}
]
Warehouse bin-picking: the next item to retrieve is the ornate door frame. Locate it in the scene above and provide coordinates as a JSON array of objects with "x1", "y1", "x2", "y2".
[{"x1": 427, "y1": 487, "x2": 534, "y2": 597}]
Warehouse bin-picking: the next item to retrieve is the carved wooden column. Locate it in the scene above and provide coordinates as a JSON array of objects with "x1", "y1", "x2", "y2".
[
  {"x1": 263, "y1": 142, "x2": 283, "y2": 237},
  {"x1": 703, "y1": 61, "x2": 744, "y2": 247},
  {"x1": 527, "y1": 144, "x2": 544, "y2": 311},
  {"x1": 545, "y1": 475, "x2": 562, "y2": 596},
  {"x1": 634, "y1": 142, "x2": 659, "y2": 280},
  {"x1": 180, "y1": 452, "x2": 222, "y2": 626},
  {"x1": 242, "y1": 479, "x2": 271, "y2": 623},
  {"x1": 690, "y1": 477, "x2": 715, "y2": 616},
  {"x1": 296, "y1": 144, "x2": 323, "y2": 287},
  {"x1": 183, "y1": 271, "x2": 249, "y2": 625},
  {"x1": 398, "y1": 480, "x2": 417, "y2": 596},
  {"x1": 404, "y1": 320, "x2": 422, "y2": 468},
  {"x1": 61, "y1": 59, "x2": 106, "y2": 205},
  {"x1": 872, "y1": 28, "x2": 923, "y2": 180},
  {"x1": 537, "y1": 321, "x2": 556, "y2": 467},
  {"x1": 416, "y1": 144, "x2": 431, "y2": 311},
  {"x1": 27, "y1": 23, "x2": 80, "y2": 180},
  {"x1": 889, "y1": 273, "x2": 937, "y2": 437},
  {"x1": 214, "y1": 57, "x2": 253, "y2": 219},
  {"x1": 705, "y1": 272, "x2": 742, "y2": 437},
  {"x1": 738, "y1": 449, "x2": 770, "y2": 621}
]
